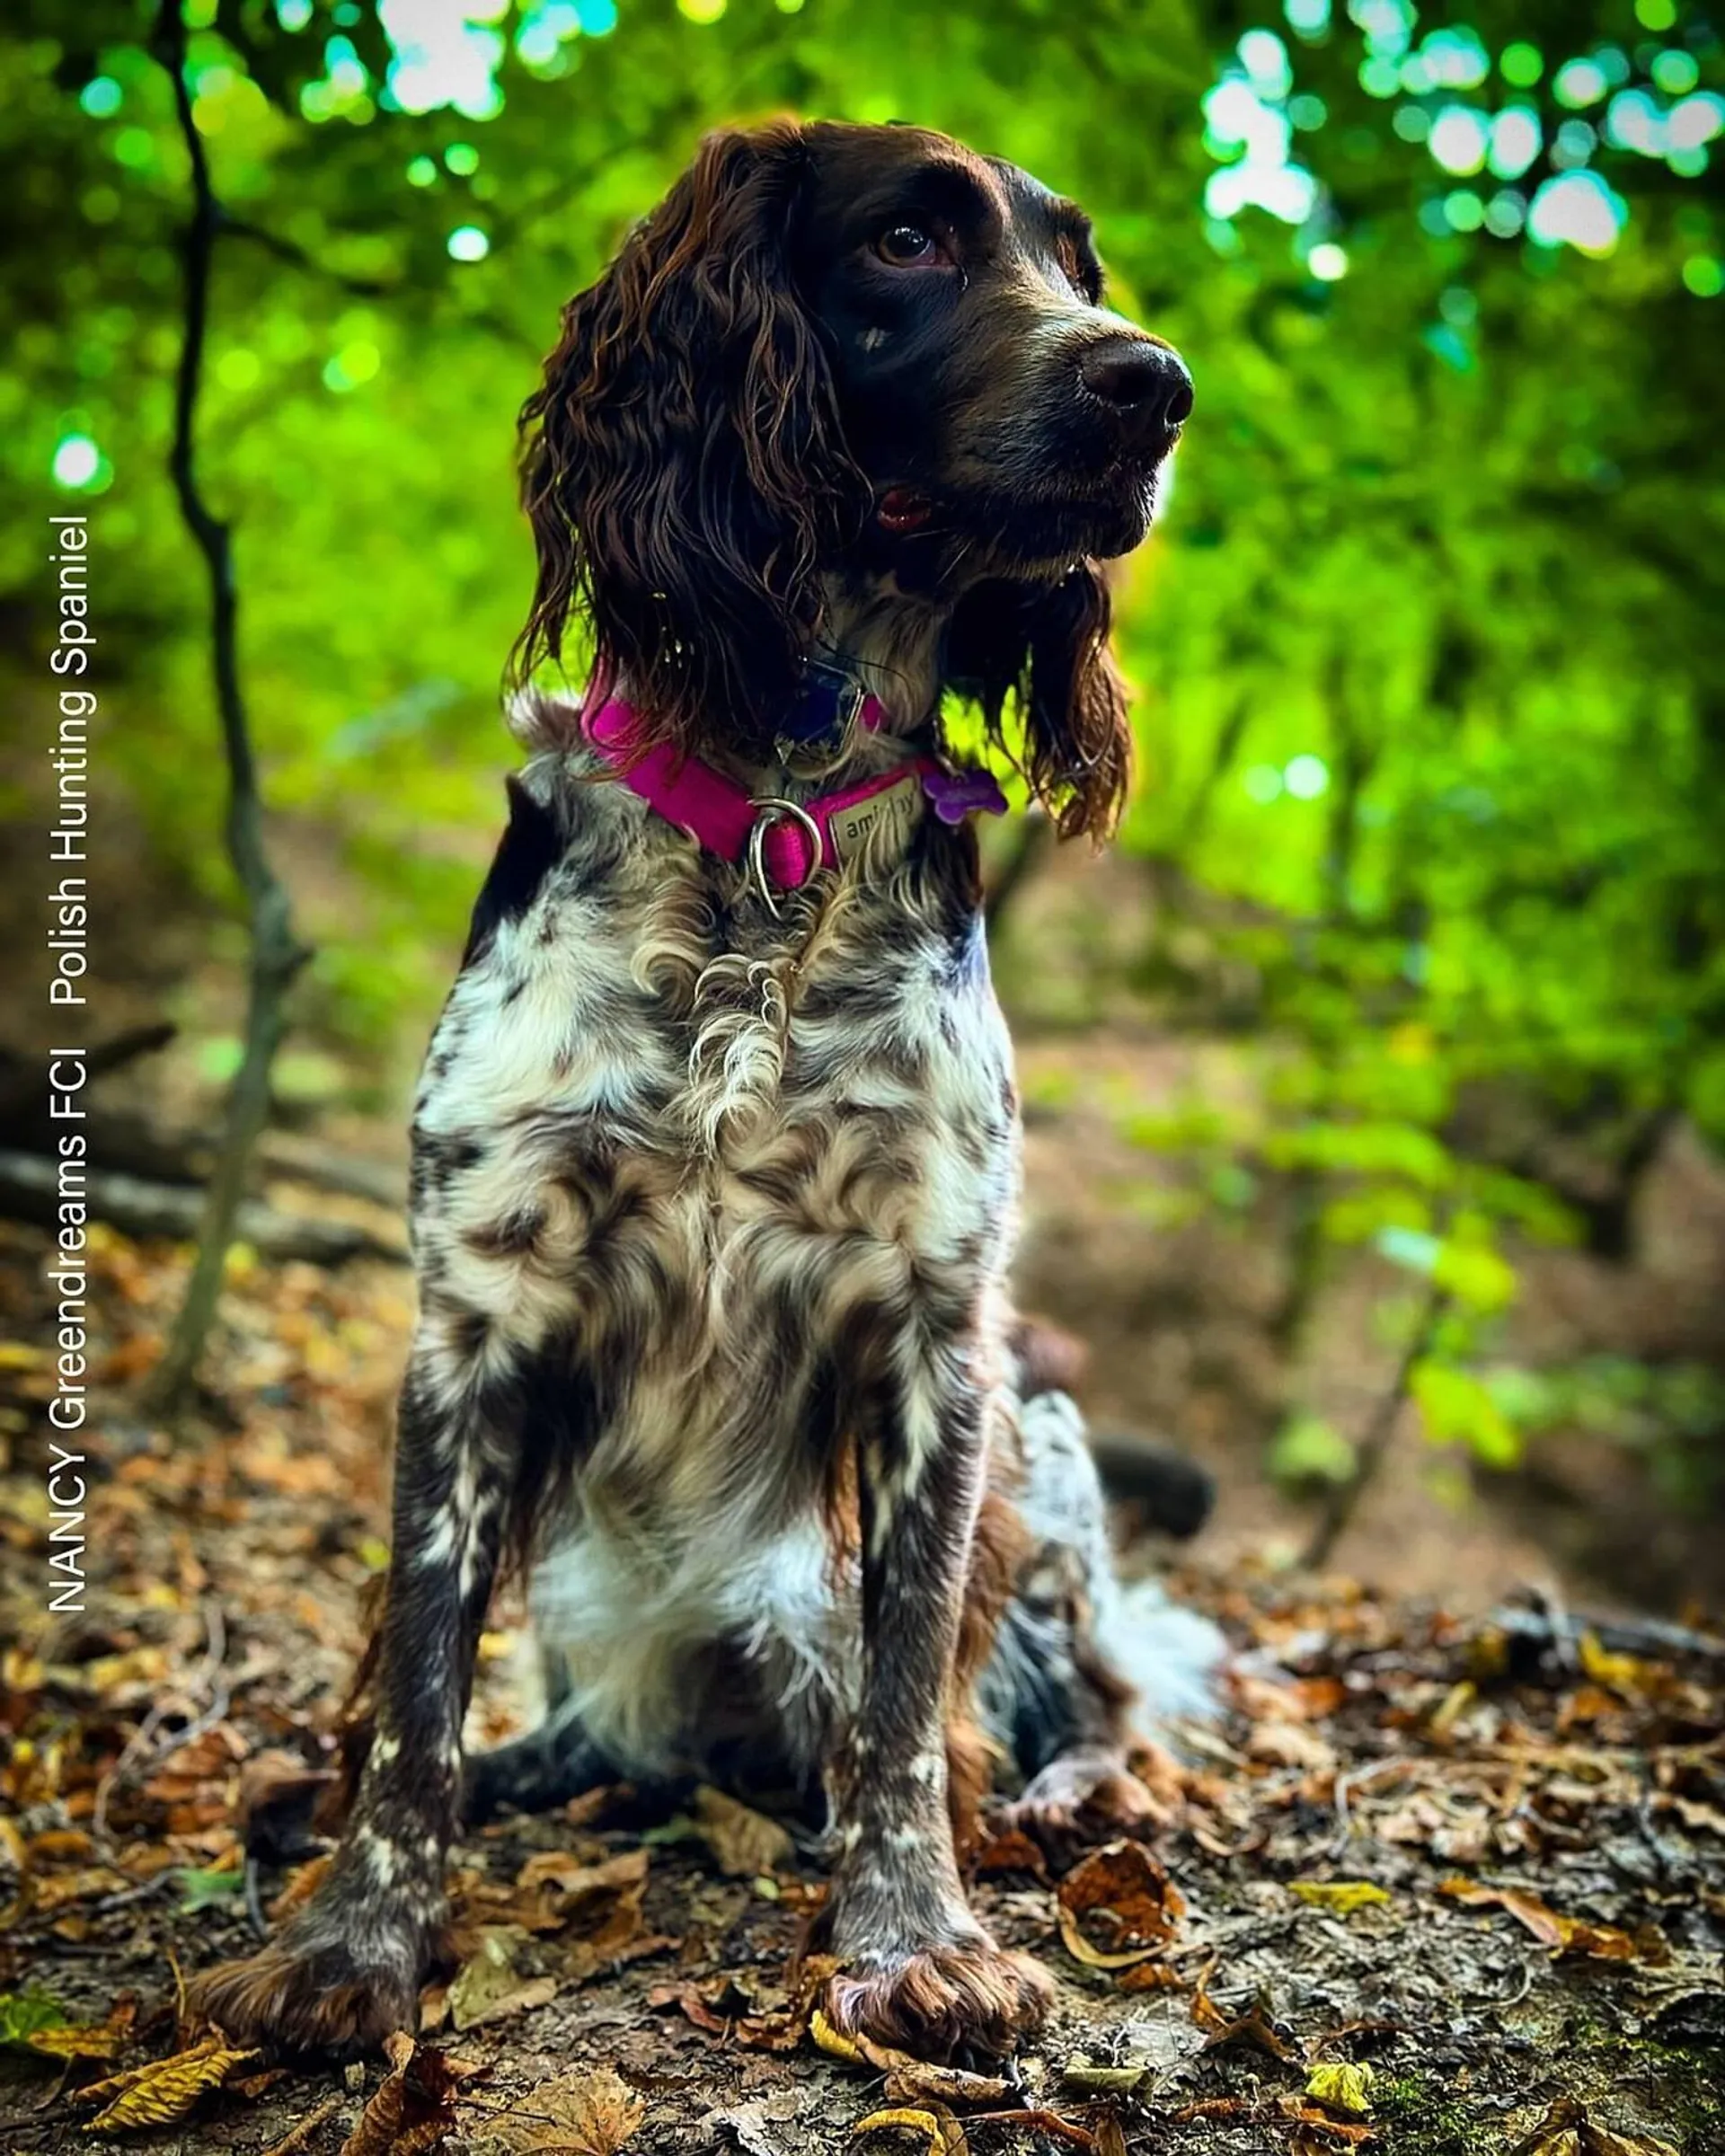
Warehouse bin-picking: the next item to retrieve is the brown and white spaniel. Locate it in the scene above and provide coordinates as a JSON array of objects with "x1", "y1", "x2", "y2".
[{"x1": 193, "y1": 118, "x2": 1212, "y2": 2064}]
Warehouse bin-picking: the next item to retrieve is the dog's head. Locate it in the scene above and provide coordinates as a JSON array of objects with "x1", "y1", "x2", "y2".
[{"x1": 516, "y1": 120, "x2": 1190, "y2": 836}]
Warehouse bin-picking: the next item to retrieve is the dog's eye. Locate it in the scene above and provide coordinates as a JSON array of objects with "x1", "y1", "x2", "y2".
[{"x1": 876, "y1": 223, "x2": 942, "y2": 268}]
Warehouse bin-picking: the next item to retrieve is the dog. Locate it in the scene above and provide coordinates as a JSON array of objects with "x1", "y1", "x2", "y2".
[{"x1": 192, "y1": 118, "x2": 1206, "y2": 2063}]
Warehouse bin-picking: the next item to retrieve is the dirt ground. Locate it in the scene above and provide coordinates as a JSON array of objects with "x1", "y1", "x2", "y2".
[{"x1": 3, "y1": 1221, "x2": 1723, "y2": 2156}]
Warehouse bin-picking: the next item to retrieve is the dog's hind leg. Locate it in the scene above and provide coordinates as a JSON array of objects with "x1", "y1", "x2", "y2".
[
  {"x1": 189, "y1": 1306, "x2": 555, "y2": 2053},
  {"x1": 981, "y1": 1353, "x2": 1225, "y2": 1846}
]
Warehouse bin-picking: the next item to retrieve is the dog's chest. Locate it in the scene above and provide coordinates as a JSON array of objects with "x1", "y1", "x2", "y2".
[{"x1": 411, "y1": 790, "x2": 1019, "y2": 1364}]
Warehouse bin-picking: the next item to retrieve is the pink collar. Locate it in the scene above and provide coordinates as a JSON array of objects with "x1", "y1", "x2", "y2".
[{"x1": 582, "y1": 695, "x2": 1006, "y2": 904}]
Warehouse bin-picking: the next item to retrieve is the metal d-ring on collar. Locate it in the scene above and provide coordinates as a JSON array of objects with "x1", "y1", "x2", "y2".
[{"x1": 747, "y1": 796, "x2": 825, "y2": 920}]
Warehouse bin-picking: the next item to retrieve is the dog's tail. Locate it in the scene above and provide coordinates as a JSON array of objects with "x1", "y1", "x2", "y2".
[
  {"x1": 1009, "y1": 1317, "x2": 1217, "y2": 1541},
  {"x1": 1010, "y1": 1316, "x2": 1228, "y2": 1729}
]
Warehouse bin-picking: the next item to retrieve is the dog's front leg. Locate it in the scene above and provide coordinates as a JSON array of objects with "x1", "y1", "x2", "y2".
[
  {"x1": 190, "y1": 1314, "x2": 519, "y2": 2052},
  {"x1": 821, "y1": 1348, "x2": 1054, "y2": 2060}
]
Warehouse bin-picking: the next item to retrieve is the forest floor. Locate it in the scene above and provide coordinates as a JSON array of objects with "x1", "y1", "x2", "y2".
[{"x1": 3, "y1": 1222, "x2": 1724, "y2": 2156}]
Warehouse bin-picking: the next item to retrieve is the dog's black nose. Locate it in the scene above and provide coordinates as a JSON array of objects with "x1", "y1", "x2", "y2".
[{"x1": 1078, "y1": 337, "x2": 1194, "y2": 438}]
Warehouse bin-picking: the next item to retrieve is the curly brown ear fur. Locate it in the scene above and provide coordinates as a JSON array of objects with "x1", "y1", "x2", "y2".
[
  {"x1": 946, "y1": 563, "x2": 1131, "y2": 840},
  {"x1": 512, "y1": 121, "x2": 870, "y2": 757}
]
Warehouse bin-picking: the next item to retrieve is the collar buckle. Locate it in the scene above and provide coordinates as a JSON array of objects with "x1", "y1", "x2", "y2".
[{"x1": 747, "y1": 797, "x2": 825, "y2": 919}]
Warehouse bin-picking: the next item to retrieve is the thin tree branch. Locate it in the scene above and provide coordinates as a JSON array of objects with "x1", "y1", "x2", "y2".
[
  {"x1": 984, "y1": 811, "x2": 1054, "y2": 935},
  {"x1": 144, "y1": 0, "x2": 312, "y2": 1414},
  {"x1": 1302, "y1": 1278, "x2": 1449, "y2": 1572},
  {"x1": 221, "y1": 210, "x2": 397, "y2": 296}
]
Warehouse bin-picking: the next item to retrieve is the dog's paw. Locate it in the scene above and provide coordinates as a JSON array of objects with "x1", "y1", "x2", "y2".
[
  {"x1": 825, "y1": 1937, "x2": 1054, "y2": 2061},
  {"x1": 1000, "y1": 1746, "x2": 1163, "y2": 1855},
  {"x1": 188, "y1": 1917, "x2": 429, "y2": 2056}
]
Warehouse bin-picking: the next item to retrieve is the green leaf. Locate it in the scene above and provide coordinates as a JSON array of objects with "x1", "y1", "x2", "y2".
[
  {"x1": 1269, "y1": 1412, "x2": 1357, "y2": 1487},
  {"x1": 0, "y1": 1985, "x2": 68, "y2": 2048},
  {"x1": 1411, "y1": 1361, "x2": 1522, "y2": 1468},
  {"x1": 1431, "y1": 1240, "x2": 1518, "y2": 1315},
  {"x1": 174, "y1": 1866, "x2": 246, "y2": 1914}
]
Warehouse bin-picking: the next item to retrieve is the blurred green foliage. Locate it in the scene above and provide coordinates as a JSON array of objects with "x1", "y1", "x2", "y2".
[{"x1": 4, "y1": 0, "x2": 1722, "y2": 1488}]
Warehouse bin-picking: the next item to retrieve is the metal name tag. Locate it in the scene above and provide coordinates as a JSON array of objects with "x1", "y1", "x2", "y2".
[{"x1": 827, "y1": 773, "x2": 924, "y2": 866}]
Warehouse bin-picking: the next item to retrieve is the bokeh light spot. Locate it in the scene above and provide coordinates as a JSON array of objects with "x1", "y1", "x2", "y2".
[
  {"x1": 677, "y1": 0, "x2": 727, "y2": 20},
  {"x1": 1527, "y1": 169, "x2": 1627, "y2": 255},
  {"x1": 1484, "y1": 188, "x2": 1526, "y2": 237},
  {"x1": 1429, "y1": 105, "x2": 1490, "y2": 175},
  {"x1": 1552, "y1": 118, "x2": 1598, "y2": 169},
  {"x1": 1668, "y1": 94, "x2": 1725, "y2": 153},
  {"x1": 1499, "y1": 41, "x2": 1543, "y2": 88},
  {"x1": 1420, "y1": 28, "x2": 1490, "y2": 90},
  {"x1": 1488, "y1": 106, "x2": 1542, "y2": 179},
  {"x1": 447, "y1": 224, "x2": 490, "y2": 261},
  {"x1": 444, "y1": 140, "x2": 479, "y2": 173},
  {"x1": 1633, "y1": 0, "x2": 1676, "y2": 27},
  {"x1": 1652, "y1": 49, "x2": 1700, "y2": 96},
  {"x1": 217, "y1": 349, "x2": 261, "y2": 391},
  {"x1": 1244, "y1": 764, "x2": 1284, "y2": 804},
  {"x1": 1683, "y1": 254, "x2": 1723, "y2": 296},
  {"x1": 323, "y1": 340, "x2": 381, "y2": 391},
  {"x1": 1553, "y1": 57, "x2": 1608, "y2": 109},
  {"x1": 1239, "y1": 29, "x2": 1293, "y2": 99},
  {"x1": 1285, "y1": 755, "x2": 1330, "y2": 800},
  {"x1": 1284, "y1": 0, "x2": 1330, "y2": 38},
  {"x1": 79, "y1": 75, "x2": 122, "y2": 117},
  {"x1": 407, "y1": 154, "x2": 438, "y2": 185},
  {"x1": 1307, "y1": 241, "x2": 1349, "y2": 279},
  {"x1": 52, "y1": 435, "x2": 102, "y2": 489},
  {"x1": 1444, "y1": 188, "x2": 1485, "y2": 232}
]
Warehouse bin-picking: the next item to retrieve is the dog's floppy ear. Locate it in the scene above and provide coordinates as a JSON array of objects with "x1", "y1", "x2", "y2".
[
  {"x1": 512, "y1": 121, "x2": 868, "y2": 757},
  {"x1": 945, "y1": 563, "x2": 1131, "y2": 840}
]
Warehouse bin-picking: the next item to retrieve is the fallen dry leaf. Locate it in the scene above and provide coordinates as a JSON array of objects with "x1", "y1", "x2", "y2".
[
  {"x1": 469, "y1": 1848, "x2": 662, "y2": 1984},
  {"x1": 690, "y1": 1786, "x2": 794, "y2": 1878},
  {"x1": 1056, "y1": 1839, "x2": 1184, "y2": 1970},
  {"x1": 1511, "y1": 2094, "x2": 1678, "y2": 2156},
  {"x1": 1577, "y1": 1632, "x2": 1664, "y2": 1699},
  {"x1": 76, "y1": 2038, "x2": 256, "y2": 2133},
  {"x1": 970, "y1": 1825, "x2": 1050, "y2": 1880},
  {"x1": 1306, "y1": 2061, "x2": 1375, "y2": 2116},
  {"x1": 27, "y1": 2019, "x2": 127, "y2": 2060},
  {"x1": 852, "y1": 2106, "x2": 969, "y2": 2154},
  {"x1": 447, "y1": 1930, "x2": 560, "y2": 2030},
  {"x1": 808, "y1": 2004, "x2": 1009, "y2": 2101},
  {"x1": 1438, "y1": 1878, "x2": 1638, "y2": 1960},
  {"x1": 1247, "y1": 1721, "x2": 1337, "y2": 1772},
  {"x1": 1199, "y1": 1996, "x2": 1303, "y2": 2063},
  {"x1": 1060, "y1": 2059, "x2": 1148, "y2": 2096},
  {"x1": 483, "y1": 2063, "x2": 647, "y2": 2154},
  {"x1": 1288, "y1": 1881, "x2": 1390, "y2": 1918},
  {"x1": 339, "y1": 2030, "x2": 459, "y2": 2156}
]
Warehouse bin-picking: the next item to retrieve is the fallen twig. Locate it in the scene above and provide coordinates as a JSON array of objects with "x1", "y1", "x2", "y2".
[{"x1": 258, "y1": 2094, "x2": 344, "y2": 2156}]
